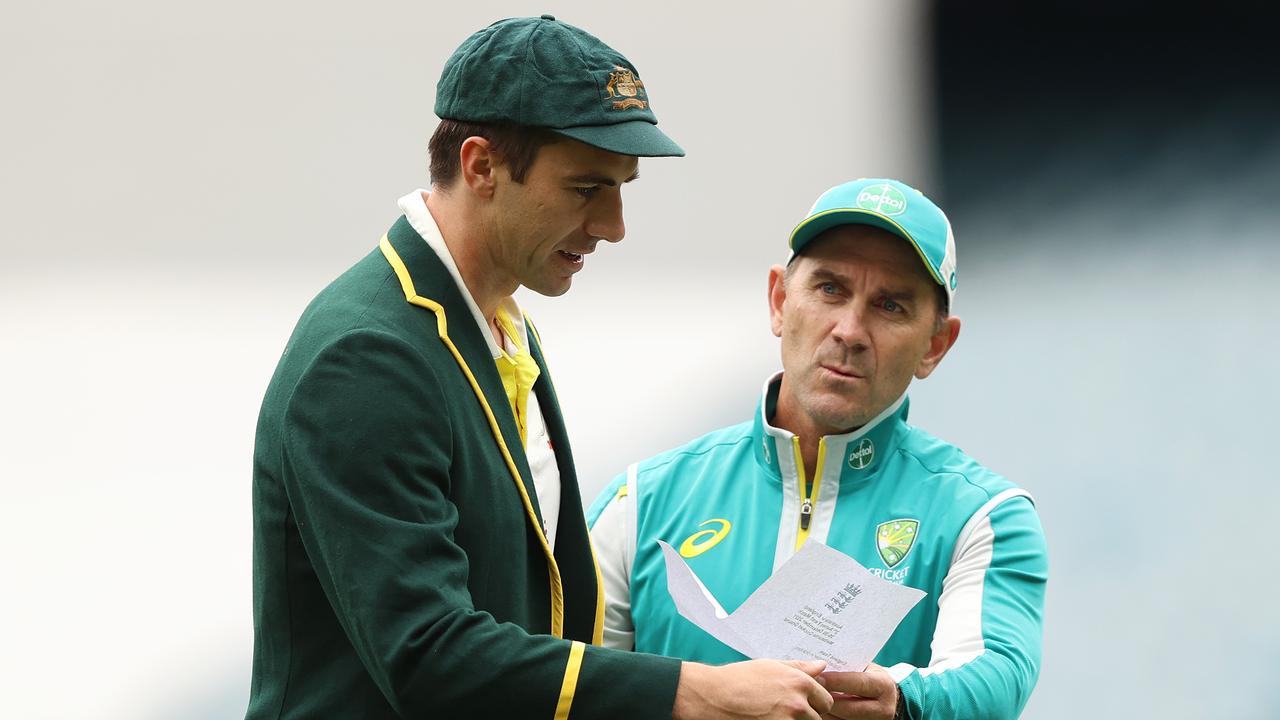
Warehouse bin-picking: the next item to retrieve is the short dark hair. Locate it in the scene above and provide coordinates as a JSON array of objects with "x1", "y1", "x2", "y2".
[{"x1": 427, "y1": 119, "x2": 561, "y2": 187}]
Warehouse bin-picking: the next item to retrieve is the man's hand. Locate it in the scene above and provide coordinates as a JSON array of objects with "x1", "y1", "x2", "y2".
[
  {"x1": 817, "y1": 663, "x2": 899, "y2": 720},
  {"x1": 672, "y1": 659, "x2": 834, "y2": 719}
]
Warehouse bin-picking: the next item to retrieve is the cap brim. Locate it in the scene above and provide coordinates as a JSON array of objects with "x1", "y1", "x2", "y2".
[
  {"x1": 551, "y1": 120, "x2": 685, "y2": 157},
  {"x1": 788, "y1": 209, "x2": 946, "y2": 287}
]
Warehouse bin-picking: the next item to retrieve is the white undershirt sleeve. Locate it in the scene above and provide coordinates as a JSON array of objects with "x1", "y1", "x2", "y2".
[{"x1": 588, "y1": 464, "x2": 639, "y2": 650}]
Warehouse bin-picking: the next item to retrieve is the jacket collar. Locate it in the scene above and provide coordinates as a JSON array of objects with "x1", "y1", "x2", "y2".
[
  {"x1": 398, "y1": 190, "x2": 532, "y2": 360},
  {"x1": 751, "y1": 372, "x2": 910, "y2": 491}
]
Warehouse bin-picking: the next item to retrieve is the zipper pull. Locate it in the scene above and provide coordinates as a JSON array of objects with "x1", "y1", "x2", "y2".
[{"x1": 800, "y1": 499, "x2": 813, "y2": 530}]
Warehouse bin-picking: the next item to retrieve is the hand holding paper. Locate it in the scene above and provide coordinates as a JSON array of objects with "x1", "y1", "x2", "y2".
[{"x1": 659, "y1": 539, "x2": 925, "y2": 672}]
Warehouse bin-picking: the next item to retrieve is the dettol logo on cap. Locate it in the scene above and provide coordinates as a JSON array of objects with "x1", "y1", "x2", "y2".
[{"x1": 856, "y1": 183, "x2": 907, "y2": 217}]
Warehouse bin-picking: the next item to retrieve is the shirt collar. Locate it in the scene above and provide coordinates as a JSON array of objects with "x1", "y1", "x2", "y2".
[{"x1": 397, "y1": 189, "x2": 526, "y2": 360}]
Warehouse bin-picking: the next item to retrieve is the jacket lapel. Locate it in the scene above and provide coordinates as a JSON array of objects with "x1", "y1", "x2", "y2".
[
  {"x1": 385, "y1": 217, "x2": 544, "y2": 526},
  {"x1": 527, "y1": 319, "x2": 602, "y2": 643}
]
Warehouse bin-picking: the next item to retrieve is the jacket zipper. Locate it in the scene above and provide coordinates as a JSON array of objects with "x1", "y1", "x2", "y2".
[{"x1": 791, "y1": 437, "x2": 826, "y2": 551}]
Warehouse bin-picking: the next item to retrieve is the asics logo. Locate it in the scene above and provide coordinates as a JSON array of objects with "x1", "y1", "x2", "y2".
[{"x1": 679, "y1": 518, "x2": 732, "y2": 558}]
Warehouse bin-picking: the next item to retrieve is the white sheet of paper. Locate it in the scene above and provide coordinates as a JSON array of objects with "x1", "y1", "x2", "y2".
[{"x1": 659, "y1": 539, "x2": 926, "y2": 671}]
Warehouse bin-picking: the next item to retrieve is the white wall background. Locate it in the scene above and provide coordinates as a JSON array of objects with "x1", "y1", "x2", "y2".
[{"x1": 0, "y1": 2, "x2": 932, "y2": 718}]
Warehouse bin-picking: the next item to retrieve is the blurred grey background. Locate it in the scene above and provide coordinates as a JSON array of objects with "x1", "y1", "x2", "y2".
[{"x1": 1, "y1": 1, "x2": 1276, "y2": 718}]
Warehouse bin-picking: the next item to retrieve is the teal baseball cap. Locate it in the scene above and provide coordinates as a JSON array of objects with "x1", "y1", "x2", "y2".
[
  {"x1": 787, "y1": 178, "x2": 958, "y2": 304},
  {"x1": 435, "y1": 15, "x2": 684, "y2": 158}
]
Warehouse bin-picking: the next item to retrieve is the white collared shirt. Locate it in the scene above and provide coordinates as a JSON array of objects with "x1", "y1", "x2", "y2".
[{"x1": 397, "y1": 190, "x2": 561, "y2": 550}]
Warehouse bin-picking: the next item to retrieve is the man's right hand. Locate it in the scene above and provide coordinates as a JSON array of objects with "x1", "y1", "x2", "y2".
[{"x1": 672, "y1": 659, "x2": 834, "y2": 719}]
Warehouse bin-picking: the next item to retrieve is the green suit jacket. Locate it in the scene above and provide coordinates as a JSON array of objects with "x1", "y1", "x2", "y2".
[{"x1": 247, "y1": 217, "x2": 680, "y2": 718}]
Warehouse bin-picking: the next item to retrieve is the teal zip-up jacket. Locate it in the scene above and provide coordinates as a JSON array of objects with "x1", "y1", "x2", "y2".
[{"x1": 587, "y1": 375, "x2": 1048, "y2": 719}]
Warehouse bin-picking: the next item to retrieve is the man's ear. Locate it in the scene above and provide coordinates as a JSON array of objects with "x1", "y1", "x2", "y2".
[
  {"x1": 458, "y1": 136, "x2": 499, "y2": 198},
  {"x1": 915, "y1": 316, "x2": 961, "y2": 379},
  {"x1": 767, "y1": 265, "x2": 787, "y2": 338}
]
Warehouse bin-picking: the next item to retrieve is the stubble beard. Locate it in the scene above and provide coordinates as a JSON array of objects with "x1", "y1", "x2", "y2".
[{"x1": 799, "y1": 371, "x2": 873, "y2": 436}]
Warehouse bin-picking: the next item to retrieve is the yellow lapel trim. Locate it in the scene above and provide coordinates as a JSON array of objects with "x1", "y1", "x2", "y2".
[{"x1": 379, "y1": 235, "x2": 566, "y2": 637}]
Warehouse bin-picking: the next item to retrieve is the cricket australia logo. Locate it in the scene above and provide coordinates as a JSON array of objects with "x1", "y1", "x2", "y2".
[
  {"x1": 876, "y1": 519, "x2": 918, "y2": 568},
  {"x1": 856, "y1": 182, "x2": 907, "y2": 216},
  {"x1": 848, "y1": 438, "x2": 874, "y2": 470}
]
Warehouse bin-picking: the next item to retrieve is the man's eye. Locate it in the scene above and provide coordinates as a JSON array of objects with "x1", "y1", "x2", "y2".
[
  {"x1": 575, "y1": 186, "x2": 600, "y2": 199},
  {"x1": 881, "y1": 299, "x2": 902, "y2": 312},
  {"x1": 820, "y1": 282, "x2": 837, "y2": 295}
]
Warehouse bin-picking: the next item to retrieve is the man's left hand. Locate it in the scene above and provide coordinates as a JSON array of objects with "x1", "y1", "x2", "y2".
[{"x1": 817, "y1": 663, "x2": 899, "y2": 719}]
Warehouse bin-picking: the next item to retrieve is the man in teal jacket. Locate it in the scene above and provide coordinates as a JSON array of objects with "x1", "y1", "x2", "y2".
[
  {"x1": 589, "y1": 179, "x2": 1049, "y2": 719},
  {"x1": 249, "y1": 16, "x2": 833, "y2": 720}
]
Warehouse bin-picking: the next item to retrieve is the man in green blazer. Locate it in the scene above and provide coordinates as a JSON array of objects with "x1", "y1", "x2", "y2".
[{"x1": 247, "y1": 16, "x2": 834, "y2": 720}]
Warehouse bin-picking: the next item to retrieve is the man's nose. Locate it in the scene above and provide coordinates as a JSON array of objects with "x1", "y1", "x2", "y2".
[
  {"x1": 831, "y1": 305, "x2": 870, "y2": 349},
  {"x1": 584, "y1": 190, "x2": 625, "y2": 243}
]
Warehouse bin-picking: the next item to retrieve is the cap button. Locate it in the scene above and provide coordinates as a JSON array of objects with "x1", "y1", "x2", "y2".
[{"x1": 540, "y1": 13, "x2": 556, "y2": 21}]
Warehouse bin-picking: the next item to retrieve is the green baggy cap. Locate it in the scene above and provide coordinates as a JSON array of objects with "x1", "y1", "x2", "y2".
[{"x1": 435, "y1": 15, "x2": 684, "y2": 158}]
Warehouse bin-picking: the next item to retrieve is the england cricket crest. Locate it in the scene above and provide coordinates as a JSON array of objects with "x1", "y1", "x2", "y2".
[
  {"x1": 876, "y1": 519, "x2": 919, "y2": 568},
  {"x1": 605, "y1": 66, "x2": 648, "y2": 110}
]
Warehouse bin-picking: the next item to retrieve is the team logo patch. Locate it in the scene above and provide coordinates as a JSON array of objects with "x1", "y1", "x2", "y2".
[
  {"x1": 876, "y1": 519, "x2": 918, "y2": 568},
  {"x1": 679, "y1": 518, "x2": 732, "y2": 558},
  {"x1": 856, "y1": 182, "x2": 907, "y2": 217},
  {"x1": 848, "y1": 438, "x2": 874, "y2": 470},
  {"x1": 605, "y1": 66, "x2": 648, "y2": 110}
]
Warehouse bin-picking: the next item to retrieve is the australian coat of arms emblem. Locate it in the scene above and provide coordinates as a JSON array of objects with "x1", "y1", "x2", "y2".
[{"x1": 605, "y1": 66, "x2": 647, "y2": 110}]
